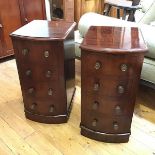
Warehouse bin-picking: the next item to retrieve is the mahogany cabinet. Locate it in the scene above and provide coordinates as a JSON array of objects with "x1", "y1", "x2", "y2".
[
  {"x1": 0, "y1": 0, "x2": 46, "y2": 59},
  {"x1": 10, "y1": 20, "x2": 76, "y2": 123},
  {"x1": 80, "y1": 26, "x2": 148, "y2": 143}
]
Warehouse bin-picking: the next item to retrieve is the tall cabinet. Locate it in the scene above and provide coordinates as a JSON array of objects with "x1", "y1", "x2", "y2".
[{"x1": 0, "y1": 0, "x2": 46, "y2": 59}]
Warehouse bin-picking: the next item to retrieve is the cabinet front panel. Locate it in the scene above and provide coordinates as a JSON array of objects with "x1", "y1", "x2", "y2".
[{"x1": 14, "y1": 40, "x2": 66, "y2": 116}]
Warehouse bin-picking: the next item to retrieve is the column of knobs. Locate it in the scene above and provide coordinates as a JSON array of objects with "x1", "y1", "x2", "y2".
[
  {"x1": 91, "y1": 61, "x2": 101, "y2": 127},
  {"x1": 112, "y1": 63, "x2": 128, "y2": 130},
  {"x1": 44, "y1": 50, "x2": 54, "y2": 109},
  {"x1": 44, "y1": 51, "x2": 55, "y2": 113}
]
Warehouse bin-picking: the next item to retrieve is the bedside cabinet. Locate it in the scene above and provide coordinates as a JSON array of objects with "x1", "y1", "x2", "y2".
[
  {"x1": 80, "y1": 26, "x2": 148, "y2": 142},
  {"x1": 10, "y1": 20, "x2": 76, "y2": 124}
]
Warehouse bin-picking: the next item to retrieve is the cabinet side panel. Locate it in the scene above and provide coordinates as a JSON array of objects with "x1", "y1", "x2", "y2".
[{"x1": 64, "y1": 29, "x2": 75, "y2": 109}]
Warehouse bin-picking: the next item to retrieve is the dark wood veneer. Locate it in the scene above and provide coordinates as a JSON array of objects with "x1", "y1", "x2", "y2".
[
  {"x1": 80, "y1": 26, "x2": 148, "y2": 143},
  {"x1": 10, "y1": 20, "x2": 76, "y2": 124}
]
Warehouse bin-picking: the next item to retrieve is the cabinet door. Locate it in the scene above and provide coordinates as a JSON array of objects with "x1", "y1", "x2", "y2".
[
  {"x1": 19, "y1": 0, "x2": 46, "y2": 25},
  {"x1": 0, "y1": 0, "x2": 22, "y2": 58}
]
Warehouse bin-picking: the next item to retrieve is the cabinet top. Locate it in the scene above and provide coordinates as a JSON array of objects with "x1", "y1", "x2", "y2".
[
  {"x1": 80, "y1": 26, "x2": 148, "y2": 54},
  {"x1": 10, "y1": 20, "x2": 76, "y2": 41}
]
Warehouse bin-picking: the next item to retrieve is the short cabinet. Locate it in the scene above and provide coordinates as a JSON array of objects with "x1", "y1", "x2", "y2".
[
  {"x1": 10, "y1": 20, "x2": 76, "y2": 123},
  {"x1": 80, "y1": 26, "x2": 148, "y2": 143}
]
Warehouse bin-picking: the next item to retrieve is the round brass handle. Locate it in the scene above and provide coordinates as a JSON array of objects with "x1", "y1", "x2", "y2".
[
  {"x1": 94, "y1": 83, "x2": 100, "y2": 91},
  {"x1": 25, "y1": 70, "x2": 31, "y2": 76},
  {"x1": 121, "y1": 64, "x2": 128, "y2": 72},
  {"x1": 49, "y1": 105, "x2": 54, "y2": 113},
  {"x1": 118, "y1": 85, "x2": 124, "y2": 94},
  {"x1": 115, "y1": 105, "x2": 121, "y2": 115},
  {"x1": 22, "y1": 49, "x2": 29, "y2": 56},
  {"x1": 92, "y1": 119, "x2": 98, "y2": 127},
  {"x1": 28, "y1": 88, "x2": 34, "y2": 94},
  {"x1": 92, "y1": 101, "x2": 99, "y2": 110},
  {"x1": 25, "y1": 18, "x2": 28, "y2": 22},
  {"x1": 94, "y1": 62, "x2": 101, "y2": 70},
  {"x1": 113, "y1": 122, "x2": 119, "y2": 130},
  {"x1": 30, "y1": 103, "x2": 37, "y2": 110},
  {"x1": 44, "y1": 51, "x2": 49, "y2": 58},
  {"x1": 48, "y1": 88, "x2": 53, "y2": 96},
  {"x1": 46, "y1": 70, "x2": 52, "y2": 78}
]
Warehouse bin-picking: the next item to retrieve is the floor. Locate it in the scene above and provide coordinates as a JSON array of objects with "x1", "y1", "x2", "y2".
[{"x1": 0, "y1": 59, "x2": 155, "y2": 155}]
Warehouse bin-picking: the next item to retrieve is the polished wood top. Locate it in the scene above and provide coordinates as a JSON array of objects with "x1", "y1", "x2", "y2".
[
  {"x1": 10, "y1": 20, "x2": 76, "y2": 41},
  {"x1": 80, "y1": 26, "x2": 148, "y2": 54}
]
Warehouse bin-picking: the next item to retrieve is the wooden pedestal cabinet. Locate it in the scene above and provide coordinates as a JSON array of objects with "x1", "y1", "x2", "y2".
[
  {"x1": 10, "y1": 20, "x2": 76, "y2": 123},
  {"x1": 80, "y1": 26, "x2": 148, "y2": 143}
]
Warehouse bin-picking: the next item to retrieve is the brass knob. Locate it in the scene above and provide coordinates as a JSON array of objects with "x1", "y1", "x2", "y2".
[
  {"x1": 113, "y1": 122, "x2": 119, "y2": 130},
  {"x1": 48, "y1": 88, "x2": 53, "y2": 96},
  {"x1": 28, "y1": 88, "x2": 34, "y2": 94},
  {"x1": 25, "y1": 70, "x2": 31, "y2": 76},
  {"x1": 121, "y1": 64, "x2": 128, "y2": 72},
  {"x1": 118, "y1": 85, "x2": 124, "y2": 94},
  {"x1": 94, "y1": 62, "x2": 101, "y2": 70},
  {"x1": 94, "y1": 83, "x2": 100, "y2": 91},
  {"x1": 49, "y1": 105, "x2": 54, "y2": 113},
  {"x1": 30, "y1": 103, "x2": 37, "y2": 110},
  {"x1": 22, "y1": 49, "x2": 29, "y2": 56},
  {"x1": 115, "y1": 105, "x2": 121, "y2": 115},
  {"x1": 92, "y1": 101, "x2": 99, "y2": 110},
  {"x1": 44, "y1": 51, "x2": 49, "y2": 58},
  {"x1": 92, "y1": 119, "x2": 98, "y2": 127},
  {"x1": 46, "y1": 70, "x2": 52, "y2": 78},
  {"x1": 25, "y1": 18, "x2": 28, "y2": 22}
]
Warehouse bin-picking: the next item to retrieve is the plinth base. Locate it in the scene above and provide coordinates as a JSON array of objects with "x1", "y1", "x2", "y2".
[{"x1": 80, "y1": 125, "x2": 130, "y2": 143}]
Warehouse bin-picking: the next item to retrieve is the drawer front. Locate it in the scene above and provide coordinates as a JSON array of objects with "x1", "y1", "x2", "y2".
[
  {"x1": 82, "y1": 76, "x2": 134, "y2": 98},
  {"x1": 81, "y1": 111, "x2": 132, "y2": 133},
  {"x1": 82, "y1": 52, "x2": 144, "y2": 78},
  {"x1": 14, "y1": 40, "x2": 66, "y2": 116},
  {"x1": 81, "y1": 94, "x2": 135, "y2": 116}
]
